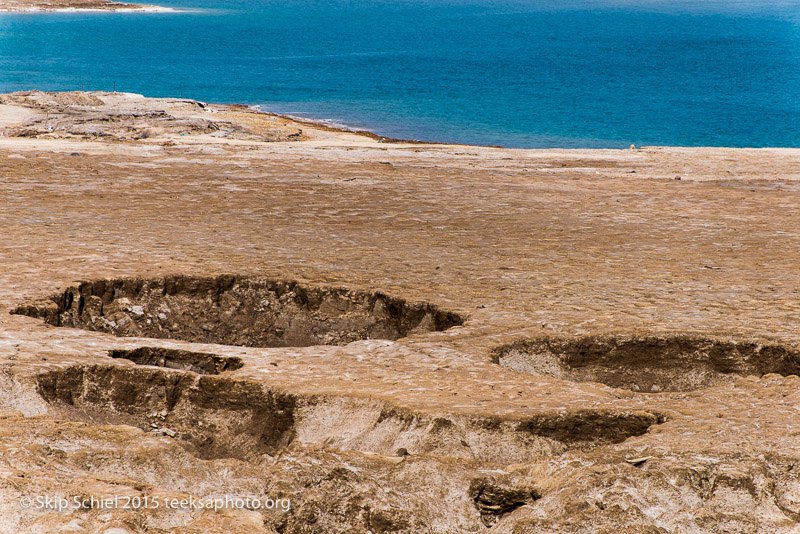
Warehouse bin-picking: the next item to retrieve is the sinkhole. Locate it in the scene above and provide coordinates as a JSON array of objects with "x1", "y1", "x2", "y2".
[
  {"x1": 12, "y1": 275, "x2": 464, "y2": 347},
  {"x1": 491, "y1": 335, "x2": 800, "y2": 392},
  {"x1": 34, "y1": 364, "x2": 664, "y2": 463}
]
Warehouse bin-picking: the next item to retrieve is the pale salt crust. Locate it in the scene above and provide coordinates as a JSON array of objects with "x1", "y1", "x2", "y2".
[{"x1": 0, "y1": 5, "x2": 178, "y2": 12}]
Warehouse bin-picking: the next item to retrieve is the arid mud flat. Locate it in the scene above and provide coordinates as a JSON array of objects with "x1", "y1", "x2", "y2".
[{"x1": 1, "y1": 90, "x2": 800, "y2": 533}]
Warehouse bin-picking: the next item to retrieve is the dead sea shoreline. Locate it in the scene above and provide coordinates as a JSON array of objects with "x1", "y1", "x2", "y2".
[
  {"x1": 2, "y1": 90, "x2": 800, "y2": 533},
  {"x1": 3, "y1": 88, "x2": 789, "y2": 151}
]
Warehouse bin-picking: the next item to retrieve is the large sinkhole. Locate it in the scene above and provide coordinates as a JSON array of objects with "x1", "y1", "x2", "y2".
[
  {"x1": 11, "y1": 275, "x2": 464, "y2": 347},
  {"x1": 36, "y1": 365, "x2": 297, "y2": 460},
  {"x1": 492, "y1": 335, "x2": 800, "y2": 392},
  {"x1": 35, "y1": 364, "x2": 664, "y2": 463}
]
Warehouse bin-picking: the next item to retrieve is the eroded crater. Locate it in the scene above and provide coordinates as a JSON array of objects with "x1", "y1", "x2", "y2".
[
  {"x1": 492, "y1": 335, "x2": 800, "y2": 392},
  {"x1": 35, "y1": 365, "x2": 296, "y2": 460},
  {"x1": 12, "y1": 275, "x2": 464, "y2": 347},
  {"x1": 108, "y1": 347, "x2": 243, "y2": 375},
  {"x1": 33, "y1": 365, "x2": 663, "y2": 463}
]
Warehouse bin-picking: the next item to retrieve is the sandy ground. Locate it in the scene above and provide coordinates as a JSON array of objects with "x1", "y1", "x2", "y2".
[{"x1": 1, "y1": 91, "x2": 800, "y2": 533}]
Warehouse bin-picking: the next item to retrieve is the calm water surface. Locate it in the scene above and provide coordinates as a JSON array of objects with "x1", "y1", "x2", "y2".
[{"x1": 1, "y1": 0, "x2": 799, "y2": 147}]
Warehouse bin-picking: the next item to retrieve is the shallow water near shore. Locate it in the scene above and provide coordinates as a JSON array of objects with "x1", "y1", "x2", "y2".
[{"x1": 1, "y1": 0, "x2": 799, "y2": 147}]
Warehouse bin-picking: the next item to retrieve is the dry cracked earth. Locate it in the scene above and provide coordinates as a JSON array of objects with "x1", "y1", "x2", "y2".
[{"x1": 1, "y1": 91, "x2": 800, "y2": 533}]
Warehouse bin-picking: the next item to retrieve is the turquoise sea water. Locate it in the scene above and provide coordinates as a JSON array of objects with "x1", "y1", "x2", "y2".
[{"x1": 1, "y1": 0, "x2": 799, "y2": 147}]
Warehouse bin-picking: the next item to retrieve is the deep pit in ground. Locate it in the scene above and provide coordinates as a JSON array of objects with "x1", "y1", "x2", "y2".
[
  {"x1": 12, "y1": 275, "x2": 464, "y2": 347},
  {"x1": 33, "y1": 364, "x2": 664, "y2": 463},
  {"x1": 492, "y1": 335, "x2": 800, "y2": 392},
  {"x1": 13, "y1": 276, "x2": 668, "y2": 463}
]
